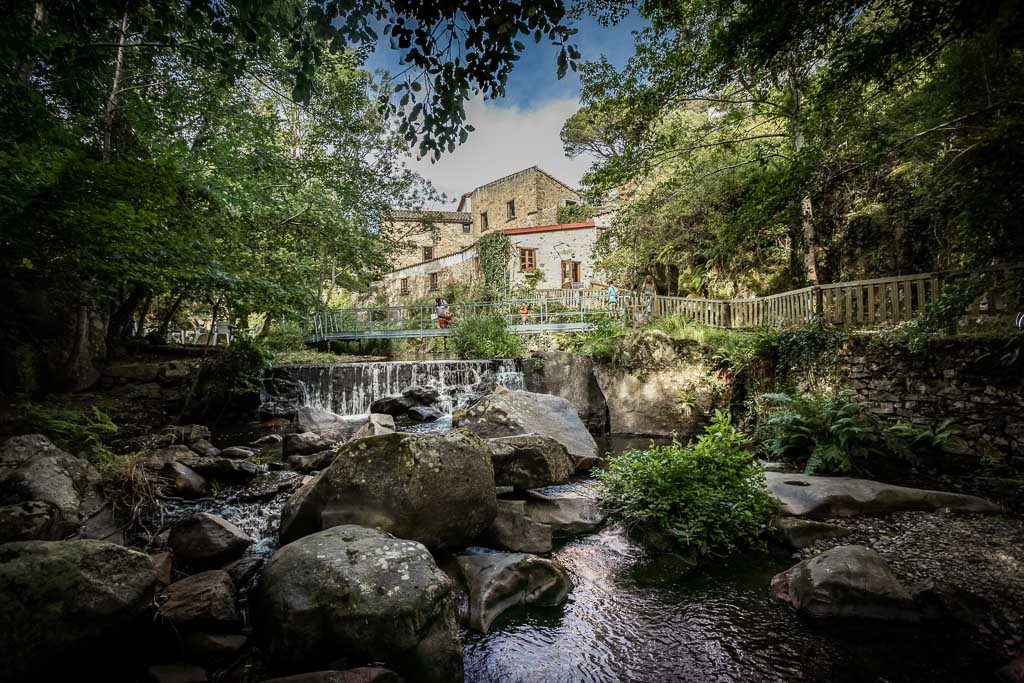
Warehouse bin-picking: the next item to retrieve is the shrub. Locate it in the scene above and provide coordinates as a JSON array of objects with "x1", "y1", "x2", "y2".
[
  {"x1": 451, "y1": 314, "x2": 524, "y2": 359},
  {"x1": 184, "y1": 335, "x2": 273, "y2": 417},
  {"x1": 16, "y1": 403, "x2": 118, "y2": 459},
  {"x1": 558, "y1": 315, "x2": 626, "y2": 362},
  {"x1": 597, "y1": 412, "x2": 776, "y2": 558}
]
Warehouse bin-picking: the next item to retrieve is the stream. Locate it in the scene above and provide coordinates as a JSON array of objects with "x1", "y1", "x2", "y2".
[{"x1": 200, "y1": 361, "x2": 998, "y2": 681}]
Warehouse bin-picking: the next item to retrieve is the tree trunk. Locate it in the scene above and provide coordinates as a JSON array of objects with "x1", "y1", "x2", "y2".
[
  {"x1": 102, "y1": 11, "x2": 129, "y2": 160},
  {"x1": 108, "y1": 284, "x2": 147, "y2": 342},
  {"x1": 135, "y1": 293, "x2": 154, "y2": 338},
  {"x1": 259, "y1": 312, "x2": 274, "y2": 337},
  {"x1": 16, "y1": 1, "x2": 47, "y2": 82},
  {"x1": 55, "y1": 304, "x2": 108, "y2": 392},
  {"x1": 157, "y1": 291, "x2": 186, "y2": 339},
  {"x1": 788, "y1": 61, "x2": 820, "y2": 285},
  {"x1": 207, "y1": 296, "x2": 222, "y2": 346}
]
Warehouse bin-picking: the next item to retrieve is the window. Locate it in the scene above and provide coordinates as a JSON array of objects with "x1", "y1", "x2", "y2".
[
  {"x1": 480, "y1": 211, "x2": 488, "y2": 231},
  {"x1": 400, "y1": 278, "x2": 409, "y2": 295},
  {"x1": 519, "y1": 248, "x2": 537, "y2": 273},
  {"x1": 560, "y1": 260, "x2": 582, "y2": 287},
  {"x1": 506, "y1": 199, "x2": 516, "y2": 220},
  {"x1": 563, "y1": 199, "x2": 578, "y2": 206},
  {"x1": 429, "y1": 272, "x2": 440, "y2": 291},
  {"x1": 422, "y1": 246, "x2": 434, "y2": 261},
  {"x1": 463, "y1": 223, "x2": 471, "y2": 234}
]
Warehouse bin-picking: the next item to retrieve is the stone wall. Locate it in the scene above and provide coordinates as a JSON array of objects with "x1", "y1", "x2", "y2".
[
  {"x1": 465, "y1": 167, "x2": 579, "y2": 233},
  {"x1": 378, "y1": 250, "x2": 481, "y2": 302},
  {"x1": 389, "y1": 213, "x2": 475, "y2": 270},
  {"x1": 508, "y1": 225, "x2": 605, "y2": 290},
  {"x1": 821, "y1": 336, "x2": 1024, "y2": 461}
]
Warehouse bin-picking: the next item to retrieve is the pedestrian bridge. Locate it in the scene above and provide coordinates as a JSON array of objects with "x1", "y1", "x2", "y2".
[{"x1": 302, "y1": 291, "x2": 618, "y2": 343}]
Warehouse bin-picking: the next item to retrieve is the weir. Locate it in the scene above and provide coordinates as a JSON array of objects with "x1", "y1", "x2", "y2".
[{"x1": 275, "y1": 359, "x2": 524, "y2": 416}]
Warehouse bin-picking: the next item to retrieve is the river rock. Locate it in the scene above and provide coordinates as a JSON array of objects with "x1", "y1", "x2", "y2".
[
  {"x1": 161, "y1": 461, "x2": 210, "y2": 499},
  {"x1": 188, "y1": 439, "x2": 222, "y2": 458},
  {"x1": 524, "y1": 351, "x2": 608, "y2": 432},
  {"x1": 145, "y1": 662, "x2": 209, "y2": 683},
  {"x1": 286, "y1": 450, "x2": 337, "y2": 473},
  {"x1": 220, "y1": 446, "x2": 256, "y2": 459},
  {"x1": 484, "y1": 499, "x2": 552, "y2": 553},
  {"x1": 352, "y1": 413, "x2": 396, "y2": 439},
  {"x1": 766, "y1": 472, "x2": 1002, "y2": 517},
  {"x1": 279, "y1": 431, "x2": 496, "y2": 551},
  {"x1": 255, "y1": 525, "x2": 462, "y2": 681},
  {"x1": 224, "y1": 555, "x2": 265, "y2": 588},
  {"x1": 145, "y1": 444, "x2": 198, "y2": 468},
  {"x1": 184, "y1": 631, "x2": 248, "y2": 663},
  {"x1": 368, "y1": 395, "x2": 414, "y2": 416},
  {"x1": 999, "y1": 655, "x2": 1024, "y2": 683},
  {"x1": 408, "y1": 405, "x2": 444, "y2": 422},
  {"x1": 487, "y1": 434, "x2": 574, "y2": 491},
  {"x1": 293, "y1": 407, "x2": 363, "y2": 440},
  {"x1": 168, "y1": 513, "x2": 253, "y2": 568},
  {"x1": 453, "y1": 389, "x2": 598, "y2": 463},
  {"x1": 0, "y1": 539, "x2": 158, "y2": 679},
  {"x1": 771, "y1": 517, "x2": 852, "y2": 548},
  {"x1": 0, "y1": 434, "x2": 107, "y2": 540},
  {"x1": 447, "y1": 547, "x2": 573, "y2": 633},
  {"x1": 236, "y1": 470, "x2": 303, "y2": 502},
  {"x1": 159, "y1": 570, "x2": 239, "y2": 629},
  {"x1": 284, "y1": 431, "x2": 337, "y2": 456},
  {"x1": 176, "y1": 455, "x2": 259, "y2": 481},
  {"x1": 263, "y1": 668, "x2": 402, "y2": 683},
  {"x1": 524, "y1": 485, "x2": 606, "y2": 536},
  {"x1": 770, "y1": 545, "x2": 925, "y2": 621}
]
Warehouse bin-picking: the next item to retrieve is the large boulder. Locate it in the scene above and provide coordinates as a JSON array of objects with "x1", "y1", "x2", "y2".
[
  {"x1": 487, "y1": 435, "x2": 574, "y2": 491},
  {"x1": 352, "y1": 413, "x2": 396, "y2": 440},
  {"x1": 524, "y1": 351, "x2": 608, "y2": 432},
  {"x1": 254, "y1": 525, "x2": 462, "y2": 682},
  {"x1": 592, "y1": 335, "x2": 723, "y2": 437},
  {"x1": 483, "y1": 500, "x2": 552, "y2": 554},
  {"x1": 446, "y1": 548, "x2": 573, "y2": 633},
  {"x1": 284, "y1": 431, "x2": 337, "y2": 456},
  {"x1": 770, "y1": 545, "x2": 925, "y2": 621},
  {"x1": 453, "y1": 389, "x2": 597, "y2": 463},
  {"x1": 771, "y1": 517, "x2": 852, "y2": 549},
  {"x1": 158, "y1": 570, "x2": 239, "y2": 629},
  {"x1": 0, "y1": 539, "x2": 157, "y2": 679},
  {"x1": 0, "y1": 434, "x2": 107, "y2": 541},
  {"x1": 293, "y1": 407, "x2": 364, "y2": 440},
  {"x1": 369, "y1": 385, "x2": 441, "y2": 417},
  {"x1": 279, "y1": 432, "x2": 496, "y2": 551},
  {"x1": 408, "y1": 405, "x2": 444, "y2": 422},
  {"x1": 523, "y1": 485, "x2": 606, "y2": 537},
  {"x1": 766, "y1": 472, "x2": 1002, "y2": 517},
  {"x1": 168, "y1": 513, "x2": 253, "y2": 568},
  {"x1": 160, "y1": 462, "x2": 210, "y2": 499}
]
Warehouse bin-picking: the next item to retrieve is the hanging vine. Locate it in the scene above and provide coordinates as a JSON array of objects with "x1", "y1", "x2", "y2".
[{"x1": 478, "y1": 232, "x2": 513, "y2": 296}]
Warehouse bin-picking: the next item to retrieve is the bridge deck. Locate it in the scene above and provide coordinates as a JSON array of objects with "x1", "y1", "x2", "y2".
[{"x1": 308, "y1": 321, "x2": 597, "y2": 343}]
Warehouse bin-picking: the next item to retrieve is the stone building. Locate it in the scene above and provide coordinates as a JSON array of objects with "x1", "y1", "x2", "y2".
[{"x1": 375, "y1": 166, "x2": 605, "y2": 302}]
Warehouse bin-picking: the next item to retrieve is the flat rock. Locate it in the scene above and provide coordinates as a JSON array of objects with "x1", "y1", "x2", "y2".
[
  {"x1": 161, "y1": 424, "x2": 212, "y2": 446},
  {"x1": 220, "y1": 446, "x2": 256, "y2": 459},
  {"x1": 263, "y1": 668, "x2": 402, "y2": 683},
  {"x1": 168, "y1": 513, "x2": 253, "y2": 568},
  {"x1": 286, "y1": 449, "x2": 337, "y2": 473},
  {"x1": 454, "y1": 389, "x2": 598, "y2": 463},
  {"x1": 254, "y1": 525, "x2": 461, "y2": 682},
  {"x1": 772, "y1": 517, "x2": 852, "y2": 549},
  {"x1": 176, "y1": 456, "x2": 259, "y2": 481},
  {"x1": 145, "y1": 662, "x2": 209, "y2": 683},
  {"x1": 0, "y1": 539, "x2": 157, "y2": 679},
  {"x1": 159, "y1": 570, "x2": 238, "y2": 629},
  {"x1": 236, "y1": 470, "x2": 302, "y2": 502},
  {"x1": 770, "y1": 545, "x2": 924, "y2": 621},
  {"x1": 487, "y1": 434, "x2": 574, "y2": 491},
  {"x1": 766, "y1": 472, "x2": 1002, "y2": 517},
  {"x1": 188, "y1": 439, "x2": 221, "y2": 458},
  {"x1": 523, "y1": 485, "x2": 606, "y2": 536},
  {"x1": 483, "y1": 499, "x2": 552, "y2": 554},
  {"x1": 407, "y1": 405, "x2": 444, "y2": 422},
  {"x1": 447, "y1": 547, "x2": 572, "y2": 633},
  {"x1": 293, "y1": 407, "x2": 364, "y2": 440},
  {"x1": 352, "y1": 413, "x2": 396, "y2": 439},
  {"x1": 279, "y1": 431, "x2": 496, "y2": 551}
]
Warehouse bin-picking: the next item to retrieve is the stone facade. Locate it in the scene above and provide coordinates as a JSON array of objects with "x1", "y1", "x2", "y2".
[
  {"x1": 388, "y1": 210, "x2": 473, "y2": 270},
  {"x1": 457, "y1": 166, "x2": 581, "y2": 233},
  {"x1": 507, "y1": 223, "x2": 603, "y2": 290},
  {"x1": 378, "y1": 246, "x2": 481, "y2": 302}
]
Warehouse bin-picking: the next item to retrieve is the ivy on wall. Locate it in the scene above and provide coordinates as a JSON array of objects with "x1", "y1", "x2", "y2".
[{"x1": 478, "y1": 232, "x2": 513, "y2": 296}]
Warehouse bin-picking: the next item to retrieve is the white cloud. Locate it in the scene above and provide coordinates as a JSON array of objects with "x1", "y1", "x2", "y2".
[{"x1": 407, "y1": 96, "x2": 595, "y2": 209}]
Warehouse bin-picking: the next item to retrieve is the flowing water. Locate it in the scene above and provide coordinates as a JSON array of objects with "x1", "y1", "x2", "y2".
[{"x1": 215, "y1": 364, "x2": 999, "y2": 681}]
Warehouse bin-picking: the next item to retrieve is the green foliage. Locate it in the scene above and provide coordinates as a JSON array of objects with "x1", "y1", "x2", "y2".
[
  {"x1": 259, "y1": 321, "x2": 307, "y2": 354},
  {"x1": 556, "y1": 204, "x2": 596, "y2": 224},
  {"x1": 597, "y1": 412, "x2": 777, "y2": 558},
  {"x1": 559, "y1": 315, "x2": 627, "y2": 363},
  {"x1": 757, "y1": 391, "x2": 878, "y2": 474},
  {"x1": 16, "y1": 403, "x2": 118, "y2": 459},
  {"x1": 451, "y1": 314, "x2": 524, "y2": 359},
  {"x1": 648, "y1": 316, "x2": 777, "y2": 374},
  {"x1": 477, "y1": 232, "x2": 513, "y2": 296},
  {"x1": 186, "y1": 336, "x2": 273, "y2": 417}
]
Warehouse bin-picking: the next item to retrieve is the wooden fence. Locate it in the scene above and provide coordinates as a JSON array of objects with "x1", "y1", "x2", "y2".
[{"x1": 633, "y1": 265, "x2": 1024, "y2": 329}]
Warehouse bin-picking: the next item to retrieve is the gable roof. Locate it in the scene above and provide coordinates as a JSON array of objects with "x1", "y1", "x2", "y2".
[
  {"x1": 456, "y1": 166, "x2": 579, "y2": 211},
  {"x1": 501, "y1": 221, "x2": 596, "y2": 236},
  {"x1": 389, "y1": 209, "x2": 471, "y2": 224}
]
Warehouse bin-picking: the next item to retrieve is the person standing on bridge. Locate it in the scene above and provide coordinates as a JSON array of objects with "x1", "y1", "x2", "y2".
[
  {"x1": 606, "y1": 280, "x2": 620, "y2": 319},
  {"x1": 639, "y1": 275, "x2": 657, "y2": 325},
  {"x1": 435, "y1": 297, "x2": 451, "y2": 329}
]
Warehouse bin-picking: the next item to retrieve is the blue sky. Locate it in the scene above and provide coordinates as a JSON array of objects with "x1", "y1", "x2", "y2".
[{"x1": 364, "y1": 11, "x2": 646, "y2": 207}]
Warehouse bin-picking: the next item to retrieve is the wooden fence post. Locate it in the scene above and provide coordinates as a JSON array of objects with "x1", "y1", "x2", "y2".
[{"x1": 812, "y1": 286, "x2": 823, "y2": 322}]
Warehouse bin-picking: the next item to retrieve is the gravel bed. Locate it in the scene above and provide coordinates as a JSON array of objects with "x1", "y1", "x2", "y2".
[{"x1": 794, "y1": 510, "x2": 1024, "y2": 659}]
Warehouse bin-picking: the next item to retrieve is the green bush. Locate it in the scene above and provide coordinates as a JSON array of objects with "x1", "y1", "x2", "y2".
[
  {"x1": 558, "y1": 315, "x2": 625, "y2": 362},
  {"x1": 185, "y1": 335, "x2": 273, "y2": 416},
  {"x1": 259, "y1": 320, "x2": 307, "y2": 353},
  {"x1": 16, "y1": 403, "x2": 118, "y2": 459},
  {"x1": 451, "y1": 314, "x2": 524, "y2": 359},
  {"x1": 597, "y1": 412, "x2": 777, "y2": 558}
]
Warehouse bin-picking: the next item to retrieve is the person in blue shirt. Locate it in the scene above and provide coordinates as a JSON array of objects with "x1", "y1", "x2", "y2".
[{"x1": 606, "y1": 280, "x2": 619, "y2": 319}]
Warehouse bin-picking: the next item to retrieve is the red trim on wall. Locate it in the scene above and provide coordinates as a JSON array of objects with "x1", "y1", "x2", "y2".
[{"x1": 501, "y1": 221, "x2": 596, "y2": 236}]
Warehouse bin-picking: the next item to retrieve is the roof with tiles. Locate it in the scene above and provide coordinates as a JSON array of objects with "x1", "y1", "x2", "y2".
[{"x1": 389, "y1": 209, "x2": 472, "y2": 223}]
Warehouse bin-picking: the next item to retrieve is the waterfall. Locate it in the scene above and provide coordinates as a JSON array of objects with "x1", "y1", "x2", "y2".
[{"x1": 274, "y1": 359, "x2": 524, "y2": 417}]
